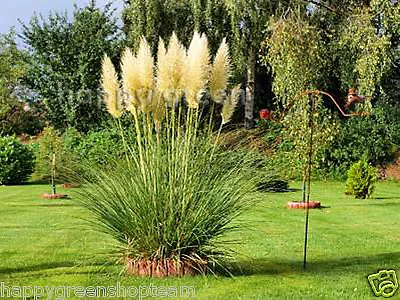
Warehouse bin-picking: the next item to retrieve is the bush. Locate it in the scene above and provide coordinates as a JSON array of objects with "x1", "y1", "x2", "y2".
[
  {"x1": 0, "y1": 102, "x2": 45, "y2": 136},
  {"x1": 0, "y1": 136, "x2": 35, "y2": 184},
  {"x1": 33, "y1": 127, "x2": 126, "y2": 182},
  {"x1": 320, "y1": 107, "x2": 395, "y2": 179},
  {"x1": 345, "y1": 160, "x2": 377, "y2": 199},
  {"x1": 73, "y1": 129, "x2": 123, "y2": 166},
  {"x1": 78, "y1": 129, "x2": 256, "y2": 267}
]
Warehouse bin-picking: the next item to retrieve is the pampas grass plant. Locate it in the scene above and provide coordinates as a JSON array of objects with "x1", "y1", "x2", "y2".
[{"x1": 77, "y1": 32, "x2": 257, "y2": 277}]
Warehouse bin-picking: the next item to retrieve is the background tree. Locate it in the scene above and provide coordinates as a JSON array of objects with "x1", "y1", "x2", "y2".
[
  {"x1": 0, "y1": 30, "x2": 42, "y2": 136},
  {"x1": 265, "y1": 0, "x2": 400, "y2": 177},
  {"x1": 223, "y1": 0, "x2": 300, "y2": 128},
  {"x1": 189, "y1": 0, "x2": 231, "y2": 53},
  {"x1": 21, "y1": 1, "x2": 120, "y2": 132},
  {"x1": 123, "y1": 0, "x2": 297, "y2": 127},
  {"x1": 0, "y1": 30, "x2": 26, "y2": 111},
  {"x1": 122, "y1": 0, "x2": 194, "y2": 53},
  {"x1": 333, "y1": 6, "x2": 392, "y2": 108},
  {"x1": 123, "y1": 0, "x2": 231, "y2": 53},
  {"x1": 310, "y1": 0, "x2": 398, "y2": 100},
  {"x1": 262, "y1": 12, "x2": 338, "y2": 194}
]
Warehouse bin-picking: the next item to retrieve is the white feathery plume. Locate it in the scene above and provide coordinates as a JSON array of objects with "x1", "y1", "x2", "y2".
[
  {"x1": 101, "y1": 55, "x2": 122, "y2": 118},
  {"x1": 222, "y1": 84, "x2": 241, "y2": 125},
  {"x1": 210, "y1": 38, "x2": 231, "y2": 103},
  {"x1": 183, "y1": 31, "x2": 211, "y2": 109}
]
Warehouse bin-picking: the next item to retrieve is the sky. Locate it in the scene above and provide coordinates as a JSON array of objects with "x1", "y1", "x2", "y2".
[{"x1": 0, "y1": 0, "x2": 123, "y2": 34}]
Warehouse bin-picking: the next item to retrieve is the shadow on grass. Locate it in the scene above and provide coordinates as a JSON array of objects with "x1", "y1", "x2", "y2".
[
  {"x1": 26, "y1": 180, "x2": 51, "y2": 185},
  {"x1": 217, "y1": 251, "x2": 400, "y2": 277},
  {"x1": 367, "y1": 202, "x2": 400, "y2": 207},
  {"x1": 30, "y1": 203, "x2": 77, "y2": 207},
  {"x1": 262, "y1": 188, "x2": 301, "y2": 193},
  {"x1": 0, "y1": 261, "x2": 109, "y2": 276},
  {"x1": 7, "y1": 202, "x2": 77, "y2": 208}
]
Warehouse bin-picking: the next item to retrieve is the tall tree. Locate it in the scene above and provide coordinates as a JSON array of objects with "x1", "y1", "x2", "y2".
[
  {"x1": 224, "y1": 0, "x2": 299, "y2": 127},
  {"x1": 124, "y1": 0, "x2": 269, "y2": 127},
  {"x1": 122, "y1": 0, "x2": 195, "y2": 53},
  {"x1": 310, "y1": 0, "x2": 399, "y2": 102},
  {"x1": 124, "y1": 0, "x2": 308, "y2": 127},
  {"x1": 189, "y1": 0, "x2": 232, "y2": 53},
  {"x1": 0, "y1": 30, "x2": 26, "y2": 115},
  {"x1": 0, "y1": 30, "x2": 39, "y2": 136},
  {"x1": 21, "y1": 1, "x2": 120, "y2": 131}
]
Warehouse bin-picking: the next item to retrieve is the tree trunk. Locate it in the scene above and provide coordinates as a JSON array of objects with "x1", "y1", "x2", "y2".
[{"x1": 245, "y1": 48, "x2": 255, "y2": 128}]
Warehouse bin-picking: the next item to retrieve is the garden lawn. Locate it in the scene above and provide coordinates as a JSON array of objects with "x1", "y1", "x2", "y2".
[{"x1": 0, "y1": 181, "x2": 399, "y2": 299}]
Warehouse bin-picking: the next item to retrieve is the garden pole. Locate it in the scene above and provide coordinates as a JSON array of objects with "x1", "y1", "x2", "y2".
[
  {"x1": 51, "y1": 152, "x2": 56, "y2": 195},
  {"x1": 303, "y1": 94, "x2": 315, "y2": 269},
  {"x1": 301, "y1": 172, "x2": 306, "y2": 203}
]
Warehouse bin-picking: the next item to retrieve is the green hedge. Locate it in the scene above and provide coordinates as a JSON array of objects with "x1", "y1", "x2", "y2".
[
  {"x1": 32, "y1": 127, "x2": 126, "y2": 182},
  {"x1": 319, "y1": 105, "x2": 397, "y2": 179}
]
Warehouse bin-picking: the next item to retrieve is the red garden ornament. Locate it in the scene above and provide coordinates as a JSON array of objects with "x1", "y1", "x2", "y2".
[{"x1": 259, "y1": 108, "x2": 270, "y2": 120}]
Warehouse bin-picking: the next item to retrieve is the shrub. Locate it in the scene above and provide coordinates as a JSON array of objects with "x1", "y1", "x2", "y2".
[
  {"x1": 320, "y1": 108, "x2": 394, "y2": 179},
  {"x1": 80, "y1": 133, "x2": 256, "y2": 268},
  {"x1": 0, "y1": 136, "x2": 35, "y2": 184},
  {"x1": 0, "y1": 102, "x2": 45, "y2": 136},
  {"x1": 73, "y1": 129, "x2": 123, "y2": 166},
  {"x1": 345, "y1": 160, "x2": 377, "y2": 199},
  {"x1": 33, "y1": 126, "x2": 129, "y2": 182}
]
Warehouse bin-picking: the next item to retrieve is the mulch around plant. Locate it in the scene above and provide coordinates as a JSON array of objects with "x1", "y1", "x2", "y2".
[
  {"x1": 61, "y1": 183, "x2": 81, "y2": 189},
  {"x1": 125, "y1": 258, "x2": 208, "y2": 277},
  {"x1": 287, "y1": 201, "x2": 321, "y2": 209}
]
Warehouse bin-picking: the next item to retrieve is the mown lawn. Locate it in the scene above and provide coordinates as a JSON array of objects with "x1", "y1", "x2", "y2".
[{"x1": 0, "y1": 181, "x2": 399, "y2": 299}]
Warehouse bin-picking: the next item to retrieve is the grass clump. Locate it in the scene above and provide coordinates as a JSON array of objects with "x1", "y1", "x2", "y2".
[{"x1": 76, "y1": 31, "x2": 257, "y2": 275}]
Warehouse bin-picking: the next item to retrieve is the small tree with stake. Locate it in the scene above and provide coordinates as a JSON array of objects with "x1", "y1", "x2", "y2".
[
  {"x1": 39, "y1": 127, "x2": 68, "y2": 199},
  {"x1": 294, "y1": 90, "x2": 368, "y2": 268},
  {"x1": 261, "y1": 11, "x2": 382, "y2": 269},
  {"x1": 262, "y1": 13, "x2": 338, "y2": 208}
]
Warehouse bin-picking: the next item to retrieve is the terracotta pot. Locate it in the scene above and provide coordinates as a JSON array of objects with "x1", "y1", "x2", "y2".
[
  {"x1": 126, "y1": 257, "x2": 208, "y2": 277},
  {"x1": 61, "y1": 183, "x2": 80, "y2": 189},
  {"x1": 42, "y1": 193, "x2": 68, "y2": 199},
  {"x1": 287, "y1": 201, "x2": 321, "y2": 209}
]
